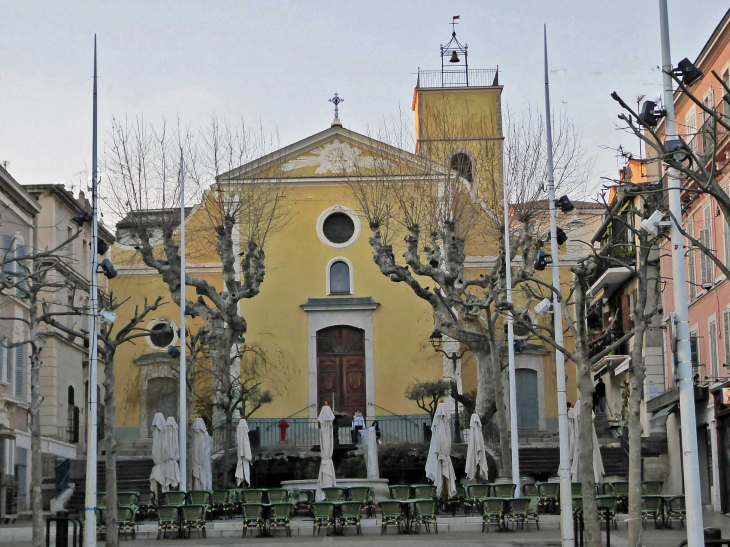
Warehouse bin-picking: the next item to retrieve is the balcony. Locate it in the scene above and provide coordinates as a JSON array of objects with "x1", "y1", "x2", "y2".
[{"x1": 417, "y1": 68, "x2": 498, "y2": 88}]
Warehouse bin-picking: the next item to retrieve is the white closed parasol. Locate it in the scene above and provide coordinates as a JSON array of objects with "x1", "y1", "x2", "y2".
[
  {"x1": 235, "y1": 418, "x2": 252, "y2": 487},
  {"x1": 359, "y1": 426, "x2": 380, "y2": 479},
  {"x1": 425, "y1": 402, "x2": 457, "y2": 498},
  {"x1": 569, "y1": 401, "x2": 605, "y2": 483},
  {"x1": 163, "y1": 415, "x2": 181, "y2": 490},
  {"x1": 192, "y1": 418, "x2": 210, "y2": 490},
  {"x1": 465, "y1": 411, "x2": 489, "y2": 481},
  {"x1": 316, "y1": 403, "x2": 336, "y2": 500},
  {"x1": 149, "y1": 411, "x2": 167, "y2": 493}
]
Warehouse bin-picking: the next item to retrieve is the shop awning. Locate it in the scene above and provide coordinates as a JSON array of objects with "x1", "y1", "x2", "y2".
[
  {"x1": 588, "y1": 267, "x2": 632, "y2": 304},
  {"x1": 591, "y1": 355, "x2": 631, "y2": 378}
]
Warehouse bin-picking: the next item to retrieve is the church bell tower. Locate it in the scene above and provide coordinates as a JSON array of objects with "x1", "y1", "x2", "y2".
[{"x1": 412, "y1": 16, "x2": 503, "y2": 198}]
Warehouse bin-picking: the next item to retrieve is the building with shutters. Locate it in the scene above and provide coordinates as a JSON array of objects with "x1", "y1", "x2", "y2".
[
  {"x1": 1, "y1": 176, "x2": 112, "y2": 513},
  {"x1": 645, "y1": 8, "x2": 730, "y2": 512}
]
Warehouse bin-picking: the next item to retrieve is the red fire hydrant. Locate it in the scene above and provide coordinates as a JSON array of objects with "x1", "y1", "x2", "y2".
[{"x1": 278, "y1": 419, "x2": 290, "y2": 442}]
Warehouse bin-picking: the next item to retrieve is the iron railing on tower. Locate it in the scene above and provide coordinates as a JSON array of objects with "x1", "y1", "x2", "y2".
[{"x1": 417, "y1": 68, "x2": 498, "y2": 89}]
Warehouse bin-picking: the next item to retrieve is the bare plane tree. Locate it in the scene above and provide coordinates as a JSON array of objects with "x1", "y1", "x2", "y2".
[
  {"x1": 104, "y1": 117, "x2": 287, "y2": 484},
  {"x1": 346, "y1": 105, "x2": 590, "y2": 476}
]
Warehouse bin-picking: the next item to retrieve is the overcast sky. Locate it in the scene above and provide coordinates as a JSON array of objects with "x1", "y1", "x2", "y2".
[{"x1": 1, "y1": 1, "x2": 727, "y2": 201}]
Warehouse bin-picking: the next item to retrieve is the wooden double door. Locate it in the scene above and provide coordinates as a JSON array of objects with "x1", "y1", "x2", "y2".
[{"x1": 316, "y1": 326, "x2": 366, "y2": 419}]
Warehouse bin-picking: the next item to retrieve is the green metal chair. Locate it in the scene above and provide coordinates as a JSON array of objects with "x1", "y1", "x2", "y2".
[
  {"x1": 596, "y1": 496, "x2": 618, "y2": 530},
  {"x1": 666, "y1": 495, "x2": 685, "y2": 529},
  {"x1": 641, "y1": 496, "x2": 662, "y2": 529},
  {"x1": 505, "y1": 498, "x2": 531, "y2": 531},
  {"x1": 612, "y1": 481, "x2": 629, "y2": 512},
  {"x1": 118, "y1": 505, "x2": 137, "y2": 538},
  {"x1": 161, "y1": 491, "x2": 186, "y2": 506},
  {"x1": 181, "y1": 504, "x2": 206, "y2": 539},
  {"x1": 117, "y1": 491, "x2": 139, "y2": 509},
  {"x1": 137, "y1": 491, "x2": 156, "y2": 521},
  {"x1": 481, "y1": 498, "x2": 505, "y2": 532},
  {"x1": 266, "y1": 502, "x2": 292, "y2": 537},
  {"x1": 571, "y1": 482, "x2": 582, "y2": 496},
  {"x1": 266, "y1": 488, "x2": 289, "y2": 503},
  {"x1": 338, "y1": 501, "x2": 363, "y2": 535},
  {"x1": 187, "y1": 490, "x2": 211, "y2": 509},
  {"x1": 348, "y1": 487, "x2": 374, "y2": 517},
  {"x1": 312, "y1": 502, "x2": 335, "y2": 536},
  {"x1": 156, "y1": 505, "x2": 180, "y2": 539},
  {"x1": 241, "y1": 503, "x2": 264, "y2": 538},
  {"x1": 522, "y1": 483, "x2": 538, "y2": 497},
  {"x1": 242, "y1": 489, "x2": 266, "y2": 503},
  {"x1": 211, "y1": 490, "x2": 233, "y2": 519},
  {"x1": 97, "y1": 492, "x2": 107, "y2": 508},
  {"x1": 464, "y1": 484, "x2": 488, "y2": 516},
  {"x1": 388, "y1": 485, "x2": 411, "y2": 500},
  {"x1": 525, "y1": 496, "x2": 540, "y2": 529},
  {"x1": 412, "y1": 484, "x2": 437, "y2": 500},
  {"x1": 537, "y1": 482, "x2": 560, "y2": 514},
  {"x1": 96, "y1": 507, "x2": 106, "y2": 534},
  {"x1": 293, "y1": 489, "x2": 315, "y2": 516},
  {"x1": 412, "y1": 499, "x2": 438, "y2": 533},
  {"x1": 493, "y1": 483, "x2": 516, "y2": 497},
  {"x1": 641, "y1": 481, "x2": 663, "y2": 495},
  {"x1": 378, "y1": 500, "x2": 404, "y2": 534},
  {"x1": 322, "y1": 487, "x2": 345, "y2": 502}
]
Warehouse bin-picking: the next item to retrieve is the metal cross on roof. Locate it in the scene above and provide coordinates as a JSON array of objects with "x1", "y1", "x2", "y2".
[{"x1": 328, "y1": 93, "x2": 344, "y2": 119}]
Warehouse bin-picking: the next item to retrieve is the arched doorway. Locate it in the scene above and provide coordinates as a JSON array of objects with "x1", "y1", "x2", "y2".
[
  {"x1": 516, "y1": 368, "x2": 539, "y2": 430},
  {"x1": 316, "y1": 326, "x2": 366, "y2": 418},
  {"x1": 146, "y1": 377, "x2": 178, "y2": 435}
]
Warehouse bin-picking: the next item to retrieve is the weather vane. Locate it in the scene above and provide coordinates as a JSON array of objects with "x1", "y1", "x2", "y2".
[
  {"x1": 451, "y1": 15, "x2": 460, "y2": 35},
  {"x1": 328, "y1": 92, "x2": 344, "y2": 118}
]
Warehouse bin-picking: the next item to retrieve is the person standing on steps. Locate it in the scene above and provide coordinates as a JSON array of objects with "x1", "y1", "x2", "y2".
[
  {"x1": 595, "y1": 378, "x2": 607, "y2": 415},
  {"x1": 351, "y1": 410, "x2": 365, "y2": 444}
]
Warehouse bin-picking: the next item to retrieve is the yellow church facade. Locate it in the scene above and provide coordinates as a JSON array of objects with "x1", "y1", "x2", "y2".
[{"x1": 109, "y1": 53, "x2": 583, "y2": 444}]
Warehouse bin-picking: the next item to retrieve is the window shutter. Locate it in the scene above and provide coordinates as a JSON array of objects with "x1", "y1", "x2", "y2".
[
  {"x1": 688, "y1": 243, "x2": 697, "y2": 299},
  {"x1": 15, "y1": 244, "x2": 26, "y2": 296},
  {"x1": 725, "y1": 218, "x2": 730, "y2": 268},
  {"x1": 724, "y1": 310, "x2": 730, "y2": 368},
  {"x1": 14, "y1": 345, "x2": 24, "y2": 398},
  {"x1": 2, "y1": 235, "x2": 14, "y2": 276},
  {"x1": 0, "y1": 338, "x2": 6, "y2": 383}
]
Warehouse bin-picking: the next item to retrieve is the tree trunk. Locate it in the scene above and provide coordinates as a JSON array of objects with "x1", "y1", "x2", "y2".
[
  {"x1": 222, "y1": 409, "x2": 233, "y2": 489},
  {"x1": 576, "y1": 370, "x2": 601, "y2": 547},
  {"x1": 489, "y1": 345, "x2": 512, "y2": 479},
  {"x1": 628, "y1": 253, "x2": 650, "y2": 547},
  {"x1": 474, "y1": 347, "x2": 510, "y2": 477},
  {"x1": 29, "y1": 303, "x2": 43, "y2": 547},
  {"x1": 103, "y1": 355, "x2": 118, "y2": 547}
]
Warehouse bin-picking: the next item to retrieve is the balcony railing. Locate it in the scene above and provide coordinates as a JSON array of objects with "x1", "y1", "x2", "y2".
[
  {"x1": 211, "y1": 413, "x2": 495, "y2": 453},
  {"x1": 417, "y1": 68, "x2": 498, "y2": 88}
]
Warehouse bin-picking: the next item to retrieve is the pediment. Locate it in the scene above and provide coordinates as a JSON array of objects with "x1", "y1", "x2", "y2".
[{"x1": 219, "y1": 125, "x2": 448, "y2": 181}]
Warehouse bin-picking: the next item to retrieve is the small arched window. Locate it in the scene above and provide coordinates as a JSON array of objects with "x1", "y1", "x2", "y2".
[
  {"x1": 450, "y1": 152, "x2": 473, "y2": 182},
  {"x1": 329, "y1": 261, "x2": 351, "y2": 295}
]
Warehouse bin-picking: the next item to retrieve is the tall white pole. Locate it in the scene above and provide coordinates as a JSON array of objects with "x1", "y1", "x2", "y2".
[
  {"x1": 84, "y1": 34, "x2": 99, "y2": 547},
  {"x1": 543, "y1": 25, "x2": 574, "y2": 547},
  {"x1": 502, "y1": 153, "x2": 520, "y2": 492},
  {"x1": 179, "y1": 151, "x2": 187, "y2": 492},
  {"x1": 658, "y1": 2, "x2": 705, "y2": 544}
]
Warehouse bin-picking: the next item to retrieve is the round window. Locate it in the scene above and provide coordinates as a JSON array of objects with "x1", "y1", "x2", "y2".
[
  {"x1": 322, "y1": 212, "x2": 355, "y2": 244},
  {"x1": 149, "y1": 321, "x2": 174, "y2": 349}
]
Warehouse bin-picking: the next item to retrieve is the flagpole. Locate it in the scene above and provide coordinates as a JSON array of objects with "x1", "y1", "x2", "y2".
[
  {"x1": 543, "y1": 24, "x2": 574, "y2": 547},
  {"x1": 84, "y1": 34, "x2": 99, "y2": 547},
  {"x1": 179, "y1": 151, "x2": 187, "y2": 492},
  {"x1": 502, "y1": 151, "x2": 520, "y2": 493}
]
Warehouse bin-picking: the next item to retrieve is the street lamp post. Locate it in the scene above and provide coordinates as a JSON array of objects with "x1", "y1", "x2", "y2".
[
  {"x1": 657, "y1": 1, "x2": 705, "y2": 544},
  {"x1": 430, "y1": 331, "x2": 466, "y2": 443}
]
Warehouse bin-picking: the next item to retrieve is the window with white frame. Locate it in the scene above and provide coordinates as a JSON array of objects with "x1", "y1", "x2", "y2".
[
  {"x1": 326, "y1": 258, "x2": 354, "y2": 295},
  {"x1": 709, "y1": 319, "x2": 719, "y2": 379},
  {"x1": 1, "y1": 233, "x2": 26, "y2": 296},
  {"x1": 702, "y1": 89, "x2": 716, "y2": 154},
  {"x1": 690, "y1": 330, "x2": 701, "y2": 377},
  {"x1": 723, "y1": 309, "x2": 730, "y2": 368},
  {"x1": 687, "y1": 221, "x2": 697, "y2": 299},
  {"x1": 700, "y1": 206, "x2": 713, "y2": 286},
  {"x1": 686, "y1": 110, "x2": 698, "y2": 153}
]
